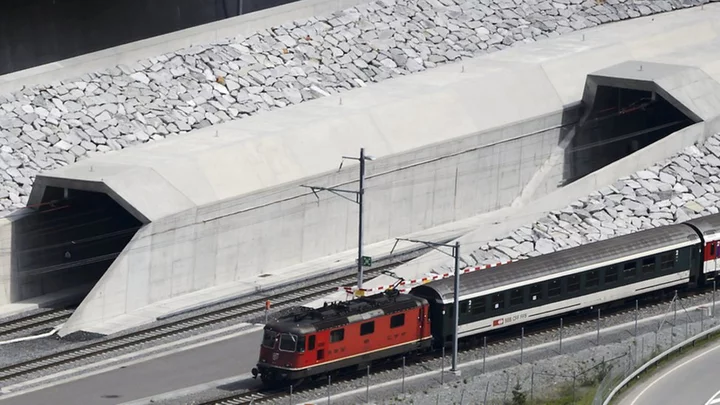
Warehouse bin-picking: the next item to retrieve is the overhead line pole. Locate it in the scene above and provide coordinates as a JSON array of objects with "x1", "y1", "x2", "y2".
[
  {"x1": 392, "y1": 237, "x2": 462, "y2": 375},
  {"x1": 301, "y1": 147, "x2": 374, "y2": 290}
]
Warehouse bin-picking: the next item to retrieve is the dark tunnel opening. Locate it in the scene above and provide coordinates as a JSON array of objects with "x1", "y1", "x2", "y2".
[
  {"x1": 565, "y1": 85, "x2": 695, "y2": 184},
  {"x1": 10, "y1": 189, "x2": 141, "y2": 306}
]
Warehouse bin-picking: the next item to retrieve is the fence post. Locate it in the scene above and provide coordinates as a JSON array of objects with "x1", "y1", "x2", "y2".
[
  {"x1": 289, "y1": 385, "x2": 293, "y2": 405},
  {"x1": 530, "y1": 364, "x2": 534, "y2": 402},
  {"x1": 635, "y1": 300, "x2": 639, "y2": 337},
  {"x1": 327, "y1": 375, "x2": 331, "y2": 405},
  {"x1": 483, "y1": 380, "x2": 489, "y2": 405},
  {"x1": 441, "y1": 346, "x2": 445, "y2": 385},
  {"x1": 572, "y1": 371, "x2": 576, "y2": 403},
  {"x1": 597, "y1": 308, "x2": 601, "y2": 346},
  {"x1": 520, "y1": 327, "x2": 524, "y2": 364},
  {"x1": 714, "y1": 279, "x2": 716, "y2": 318},
  {"x1": 460, "y1": 389, "x2": 465, "y2": 405},
  {"x1": 366, "y1": 365, "x2": 370, "y2": 403},
  {"x1": 402, "y1": 356, "x2": 406, "y2": 394},
  {"x1": 483, "y1": 336, "x2": 487, "y2": 374},
  {"x1": 559, "y1": 318, "x2": 563, "y2": 354}
]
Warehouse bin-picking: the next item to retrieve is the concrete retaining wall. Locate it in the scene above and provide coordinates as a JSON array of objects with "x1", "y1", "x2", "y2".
[{"x1": 62, "y1": 108, "x2": 576, "y2": 333}]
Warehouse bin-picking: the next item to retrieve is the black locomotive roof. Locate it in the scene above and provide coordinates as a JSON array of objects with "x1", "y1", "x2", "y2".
[
  {"x1": 265, "y1": 292, "x2": 426, "y2": 335},
  {"x1": 412, "y1": 222, "x2": 700, "y2": 304},
  {"x1": 685, "y1": 213, "x2": 720, "y2": 241}
]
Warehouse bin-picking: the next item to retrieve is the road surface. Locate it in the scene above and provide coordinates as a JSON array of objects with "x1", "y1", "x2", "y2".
[
  {"x1": 0, "y1": 330, "x2": 263, "y2": 405},
  {"x1": 618, "y1": 339, "x2": 720, "y2": 405}
]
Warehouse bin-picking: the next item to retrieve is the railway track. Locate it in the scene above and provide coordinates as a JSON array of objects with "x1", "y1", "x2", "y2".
[
  {"x1": 196, "y1": 287, "x2": 717, "y2": 405},
  {"x1": 0, "y1": 309, "x2": 74, "y2": 340},
  {"x1": 0, "y1": 257, "x2": 416, "y2": 384}
]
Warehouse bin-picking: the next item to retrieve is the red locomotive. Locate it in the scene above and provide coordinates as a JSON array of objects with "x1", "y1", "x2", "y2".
[{"x1": 251, "y1": 290, "x2": 432, "y2": 387}]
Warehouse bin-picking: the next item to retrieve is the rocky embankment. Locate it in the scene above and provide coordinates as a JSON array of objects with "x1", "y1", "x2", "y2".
[{"x1": 0, "y1": 0, "x2": 711, "y2": 214}]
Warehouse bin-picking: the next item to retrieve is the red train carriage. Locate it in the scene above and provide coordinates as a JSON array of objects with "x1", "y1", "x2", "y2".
[
  {"x1": 685, "y1": 215, "x2": 720, "y2": 282},
  {"x1": 251, "y1": 291, "x2": 432, "y2": 386}
]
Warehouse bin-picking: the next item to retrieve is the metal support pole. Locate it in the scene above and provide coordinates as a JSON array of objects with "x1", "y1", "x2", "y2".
[
  {"x1": 559, "y1": 318, "x2": 563, "y2": 354},
  {"x1": 673, "y1": 290, "x2": 678, "y2": 325},
  {"x1": 530, "y1": 364, "x2": 534, "y2": 402},
  {"x1": 264, "y1": 308, "x2": 268, "y2": 324},
  {"x1": 402, "y1": 356, "x2": 406, "y2": 394},
  {"x1": 520, "y1": 327, "x2": 524, "y2": 364},
  {"x1": 289, "y1": 385, "x2": 293, "y2": 405},
  {"x1": 635, "y1": 300, "x2": 639, "y2": 337},
  {"x1": 597, "y1": 308, "x2": 601, "y2": 346},
  {"x1": 441, "y1": 346, "x2": 445, "y2": 385},
  {"x1": 714, "y1": 279, "x2": 717, "y2": 317},
  {"x1": 483, "y1": 381, "x2": 490, "y2": 405},
  {"x1": 483, "y1": 336, "x2": 487, "y2": 373},
  {"x1": 357, "y1": 147, "x2": 365, "y2": 289},
  {"x1": 327, "y1": 375, "x2": 331, "y2": 405},
  {"x1": 452, "y1": 242, "x2": 460, "y2": 373},
  {"x1": 702, "y1": 307, "x2": 705, "y2": 331},
  {"x1": 366, "y1": 365, "x2": 370, "y2": 403}
]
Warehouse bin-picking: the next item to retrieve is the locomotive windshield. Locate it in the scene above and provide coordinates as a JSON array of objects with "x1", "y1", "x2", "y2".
[
  {"x1": 261, "y1": 330, "x2": 277, "y2": 349},
  {"x1": 279, "y1": 333, "x2": 298, "y2": 352}
]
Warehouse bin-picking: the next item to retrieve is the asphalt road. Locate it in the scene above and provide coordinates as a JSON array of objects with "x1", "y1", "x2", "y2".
[
  {"x1": 618, "y1": 339, "x2": 720, "y2": 405},
  {"x1": 0, "y1": 329, "x2": 264, "y2": 405}
]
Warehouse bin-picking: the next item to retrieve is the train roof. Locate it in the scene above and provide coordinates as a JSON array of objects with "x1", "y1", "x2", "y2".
[
  {"x1": 265, "y1": 292, "x2": 425, "y2": 335},
  {"x1": 684, "y1": 213, "x2": 720, "y2": 242},
  {"x1": 411, "y1": 222, "x2": 701, "y2": 304}
]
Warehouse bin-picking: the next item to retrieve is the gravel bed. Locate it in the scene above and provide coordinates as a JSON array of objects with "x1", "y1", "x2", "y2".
[
  {"x1": 0, "y1": 0, "x2": 711, "y2": 215},
  {"x1": 150, "y1": 291, "x2": 720, "y2": 404}
]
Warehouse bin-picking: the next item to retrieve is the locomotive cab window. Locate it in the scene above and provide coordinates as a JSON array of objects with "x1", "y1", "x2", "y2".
[
  {"x1": 330, "y1": 329, "x2": 344, "y2": 343},
  {"x1": 279, "y1": 333, "x2": 298, "y2": 352},
  {"x1": 261, "y1": 330, "x2": 277, "y2": 349},
  {"x1": 360, "y1": 321, "x2": 375, "y2": 336},
  {"x1": 390, "y1": 314, "x2": 405, "y2": 328},
  {"x1": 712, "y1": 244, "x2": 716, "y2": 257}
]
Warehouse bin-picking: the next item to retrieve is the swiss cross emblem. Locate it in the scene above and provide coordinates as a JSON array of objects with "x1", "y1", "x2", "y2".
[{"x1": 492, "y1": 318, "x2": 504, "y2": 327}]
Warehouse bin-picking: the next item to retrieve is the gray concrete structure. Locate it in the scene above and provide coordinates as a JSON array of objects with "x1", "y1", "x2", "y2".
[{"x1": 2, "y1": 3, "x2": 720, "y2": 337}]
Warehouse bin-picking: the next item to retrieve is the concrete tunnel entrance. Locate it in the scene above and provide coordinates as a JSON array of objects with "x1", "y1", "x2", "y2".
[
  {"x1": 566, "y1": 85, "x2": 695, "y2": 184},
  {"x1": 10, "y1": 188, "x2": 141, "y2": 307}
]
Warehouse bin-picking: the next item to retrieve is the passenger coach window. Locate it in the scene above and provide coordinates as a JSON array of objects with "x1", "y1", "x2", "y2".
[
  {"x1": 360, "y1": 321, "x2": 375, "y2": 336},
  {"x1": 623, "y1": 262, "x2": 637, "y2": 279},
  {"x1": 567, "y1": 274, "x2": 580, "y2": 293},
  {"x1": 548, "y1": 279, "x2": 561, "y2": 298},
  {"x1": 530, "y1": 284, "x2": 542, "y2": 301},
  {"x1": 330, "y1": 329, "x2": 344, "y2": 343},
  {"x1": 390, "y1": 314, "x2": 405, "y2": 328},
  {"x1": 460, "y1": 301, "x2": 469, "y2": 314},
  {"x1": 660, "y1": 253, "x2": 675, "y2": 271},
  {"x1": 471, "y1": 299, "x2": 485, "y2": 315},
  {"x1": 605, "y1": 266, "x2": 618, "y2": 284},
  {"x1": 491, "y1": 293, "x2": 504, "y2": 310},
  {"x1": 510, "y1": 288, "x2": 523, "y2": 307},
  {"x1": 585, "y1": 270, "x2": 599, "y2": 289},
  {"x1": 642, "y1": 257, "x2": 656, "y2": 274}
]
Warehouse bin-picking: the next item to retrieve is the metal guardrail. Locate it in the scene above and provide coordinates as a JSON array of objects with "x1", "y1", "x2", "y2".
[{"x1": 603, "y1": 318, "x2": 720, "y2": 405}]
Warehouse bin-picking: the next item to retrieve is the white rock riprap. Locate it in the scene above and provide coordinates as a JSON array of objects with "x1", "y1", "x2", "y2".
[
  {"x1": 455, "y1": 133, "x2": 720, "y2": 271},
  {"x1": 0, "y1": 0, "x2": 712, "y2": 215}
]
